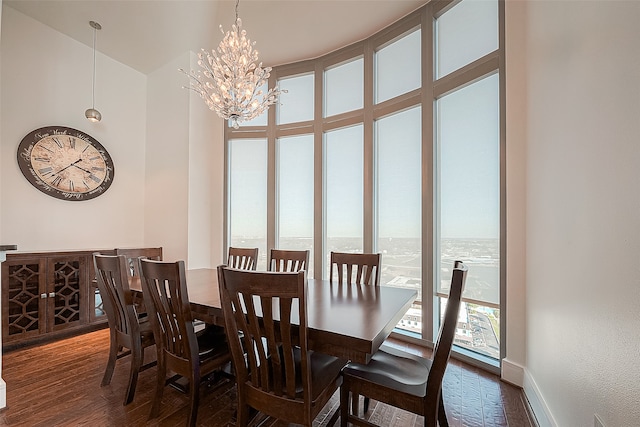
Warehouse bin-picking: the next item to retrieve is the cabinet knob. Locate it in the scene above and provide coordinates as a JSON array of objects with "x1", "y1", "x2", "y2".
[
  {"x1": 49, "y1": 292, "x2": 56, "y2": 298},
  {"x1": 41, "y1": 293, "x2": 47, "y2": 299}
]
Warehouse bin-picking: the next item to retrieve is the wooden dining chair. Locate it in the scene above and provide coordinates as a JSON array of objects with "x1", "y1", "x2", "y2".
[
  {"x1": 115, "y1": 247, "x2": 163, "y2": 314},
  {"x1": 139, "y1": 258, "x2": 231, "y2": 427},
  {"x1": 93, "y1": 253, "x2": 156, "y2": 406},
  {"x1": 340, "y1": 261, "x2": 468, "y2": 427},
  {"x1": 330, "y1": 251, "x2": 381, "y2": 286},
  {"x1": 115, "y1": 247, "x2": 163, "y2": 277},
  {"x1": 217, "y1": 266, "x2": 346, "y2": 426},
  {"x1": 268, "y1": 248, "x2": 309, "y2": 272},
  {"x1": 227, "y1": 247, "x2": 258, "y2": 270}
]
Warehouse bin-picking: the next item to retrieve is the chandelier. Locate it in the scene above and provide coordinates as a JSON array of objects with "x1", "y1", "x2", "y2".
[{"x1": 181, "y1": 0, "x2": 282, "y2": 129}]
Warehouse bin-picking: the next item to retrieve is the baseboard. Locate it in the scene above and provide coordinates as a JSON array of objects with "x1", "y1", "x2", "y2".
[
  {"x1": 501, "y1": 359, "x2": 558, "y2": 427},
  {"x1": 2, "y1": 322, "x2": 108, "y2": 353},
  {"x1": 501, "y1": 358, "x2": 524, "y2": 387},
  {"x1": 0, "y1": 378, "x2": 6, "y2": 409},
  {"x1": 523, "y1": 368, "x2": 558, "y2": 427}
]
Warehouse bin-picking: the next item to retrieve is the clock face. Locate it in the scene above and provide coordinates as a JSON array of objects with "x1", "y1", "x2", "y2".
[{"x1": 17, "y1": 126, "x2": 115, "y2": 201}]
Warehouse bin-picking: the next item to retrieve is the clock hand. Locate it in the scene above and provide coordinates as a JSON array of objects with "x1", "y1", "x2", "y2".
[
  {"x1": 56, "y1": 158, "x2": 83, "y2": 174},
  {"x1": 72, "y1": 163, "x2": 93, "y2": 174}
]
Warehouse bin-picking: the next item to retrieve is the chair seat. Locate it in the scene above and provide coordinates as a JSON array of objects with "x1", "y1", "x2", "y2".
[
  {"x1": 196, "y1": 327, "x2": 229, "y2": 361},
  {"x1": 294, "y1": 349, "x2": 346, "y2": 399},
  {"x1": 342, "y1": 344, "x2": 431, "y2": 398}
]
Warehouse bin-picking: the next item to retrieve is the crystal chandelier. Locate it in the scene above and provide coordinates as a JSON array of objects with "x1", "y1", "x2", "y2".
[{"x1": 181, "y1": 0, "x2": 282, "y2": 129}]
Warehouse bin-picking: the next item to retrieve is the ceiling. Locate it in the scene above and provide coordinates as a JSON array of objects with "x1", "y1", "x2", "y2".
[{"x1": 4, "y1": 0, "x2": 427, "y2": 75}]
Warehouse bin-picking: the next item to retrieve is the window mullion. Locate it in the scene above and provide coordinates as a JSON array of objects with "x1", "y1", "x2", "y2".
[
  {"x1": 363, "y1": 39, "x2": 375, "y2": 253},
  {"x1": 314, "y1": 61, "x2": 325, "y2": 278},
  {"x1": 422, "y1": 4, "x2": 436, "y2": 344}
]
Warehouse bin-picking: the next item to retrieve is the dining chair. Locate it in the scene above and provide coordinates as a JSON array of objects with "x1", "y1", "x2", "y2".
[
  {"x1": 329, "y1": 251, "x2": 381, "y2": 413},
  {"x1": 217, "y1": 266, "x2": 346, "y2": 426},
  {"x1": 329, "y1": 251, "x2": 381, "y2": 286},
  {"x1": 114, "y1": 247, "x2": 162, "y2": 314},
  {"x1": 339, "y1": 261, "x2": 468, "y2": 427},
  {"x1": 139, "y1": 258, "x2": 231, "y2": 427},
  {"x1": 268, "y1": 248, "x2": 309, "y2": 272},
  {"x1": 115, "y1": 247, "x2": 163, "y2": 277},
  {"x1": 227, "y1": 247, "x2": 258, "y2": 270},
  {"x1": 93, "y1": 253, "x2": 156, "y2": 406}
]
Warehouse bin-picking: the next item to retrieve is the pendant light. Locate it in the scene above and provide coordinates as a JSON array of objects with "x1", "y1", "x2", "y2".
[{"x1": 85, "y1": 20, "x2": 102, "y2": 122}]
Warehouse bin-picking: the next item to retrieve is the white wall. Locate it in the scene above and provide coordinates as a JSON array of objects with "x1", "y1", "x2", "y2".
[
  {"x1": 1, "y1": 6, "x2": 147, "y2": 251},
  {"x1": 187, "y1": 51, "x2": 226, "y2": 269},
  {"x1": 520, "y1": 1, "x2": 640, "y2": 426},
  {"x1": 144, "y1": 50, "x2": 226, "y2": 267},
  {"x1": 144, "y1": 53, "x2": 190, "y2": 263}
]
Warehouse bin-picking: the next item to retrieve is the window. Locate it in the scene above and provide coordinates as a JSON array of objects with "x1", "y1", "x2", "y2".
[
  {"x1": 324, "y1": 58, "x2": 364, "y2": 117},
  {"x1": 436, "y1": 74, "x2": 500, "y2": 358},
  {"x1": 225, "y1": 0, "x2": 503, "y2": 368},
  {"x1": 324, "y1": 125, "x2": 364, "y2": 278},
  {"x1": 277, "y1": 134, "x2": 315, "y2": 277},
  {"x1": 278, "y1": 73, "x2": 314, "y2": 124},
  {"x1": 228, "y1": 138, "x2": 268, "y2": 270},
  {"x1": 434, "y1": 0, "x2": 501, "y2": 362},
  {"x1": 375, "y1": 107, "x2": 422, "y2": 333},
  {"x1": 375, "y1": 29, "x2": 421, "y2": 103},
  {"x1": 435, "y1": 0, "x2": 499, "y2": 79}
]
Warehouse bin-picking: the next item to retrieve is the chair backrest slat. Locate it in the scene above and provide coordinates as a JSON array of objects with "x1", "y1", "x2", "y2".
[{"x1": 330, "y1": 252, "x2": 381, "y2": 286}]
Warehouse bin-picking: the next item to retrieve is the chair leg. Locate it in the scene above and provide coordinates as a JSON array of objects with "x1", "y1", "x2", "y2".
[
  {"x1": 101, "y1": 332, "x2": 119, "y2": 386},
  {"x1": 236, "y1": 398, "x2": 250, "y2": 427},
  {"x1": 438, "y1": 394, "x2": 449, "y2": 427},
  {"x1": 124, "y1": 341, "x2": 142, "y2": 405},
  {"x1": 187, "y1": 371, "x2": 201, "y2": 427},
  {"x1": 149, "y1": 352, "x2": 165, "y2": 420},
  {"x1": 340, "y1": 385, "x2": 350, "y2": 427}
]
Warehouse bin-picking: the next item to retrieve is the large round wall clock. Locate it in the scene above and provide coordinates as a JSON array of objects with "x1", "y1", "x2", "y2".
[{"x1": 17, "y1": 126, "x2": 115, "y2": 201}]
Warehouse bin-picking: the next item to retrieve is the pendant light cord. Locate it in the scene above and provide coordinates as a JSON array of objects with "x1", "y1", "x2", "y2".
[{"x1": 91, "y1": 24, "x2": 97, "y2": 109}]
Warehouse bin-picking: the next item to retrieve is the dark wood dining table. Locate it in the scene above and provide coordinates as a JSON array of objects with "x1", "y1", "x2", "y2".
[{"x1": 130, "y1": 268, "x2": 417, "y2": 364}]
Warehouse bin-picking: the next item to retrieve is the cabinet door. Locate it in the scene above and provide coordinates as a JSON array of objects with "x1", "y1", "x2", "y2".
[
  {"x1": 46, "y1": 256, "x2": 87, "y2": 332},
  {"x1": 2, "y1": 258, "x2": 47, "y2": 342}
]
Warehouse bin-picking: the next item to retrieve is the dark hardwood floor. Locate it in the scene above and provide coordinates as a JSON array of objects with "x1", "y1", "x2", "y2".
[{"x1": 0, "y1": 329, "x2": 533, "y2": 426}]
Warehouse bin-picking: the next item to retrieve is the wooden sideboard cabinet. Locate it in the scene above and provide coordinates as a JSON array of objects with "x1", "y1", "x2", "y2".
[{"x1": 2, "y1": 249, "x2": 114, "y2": 351}]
